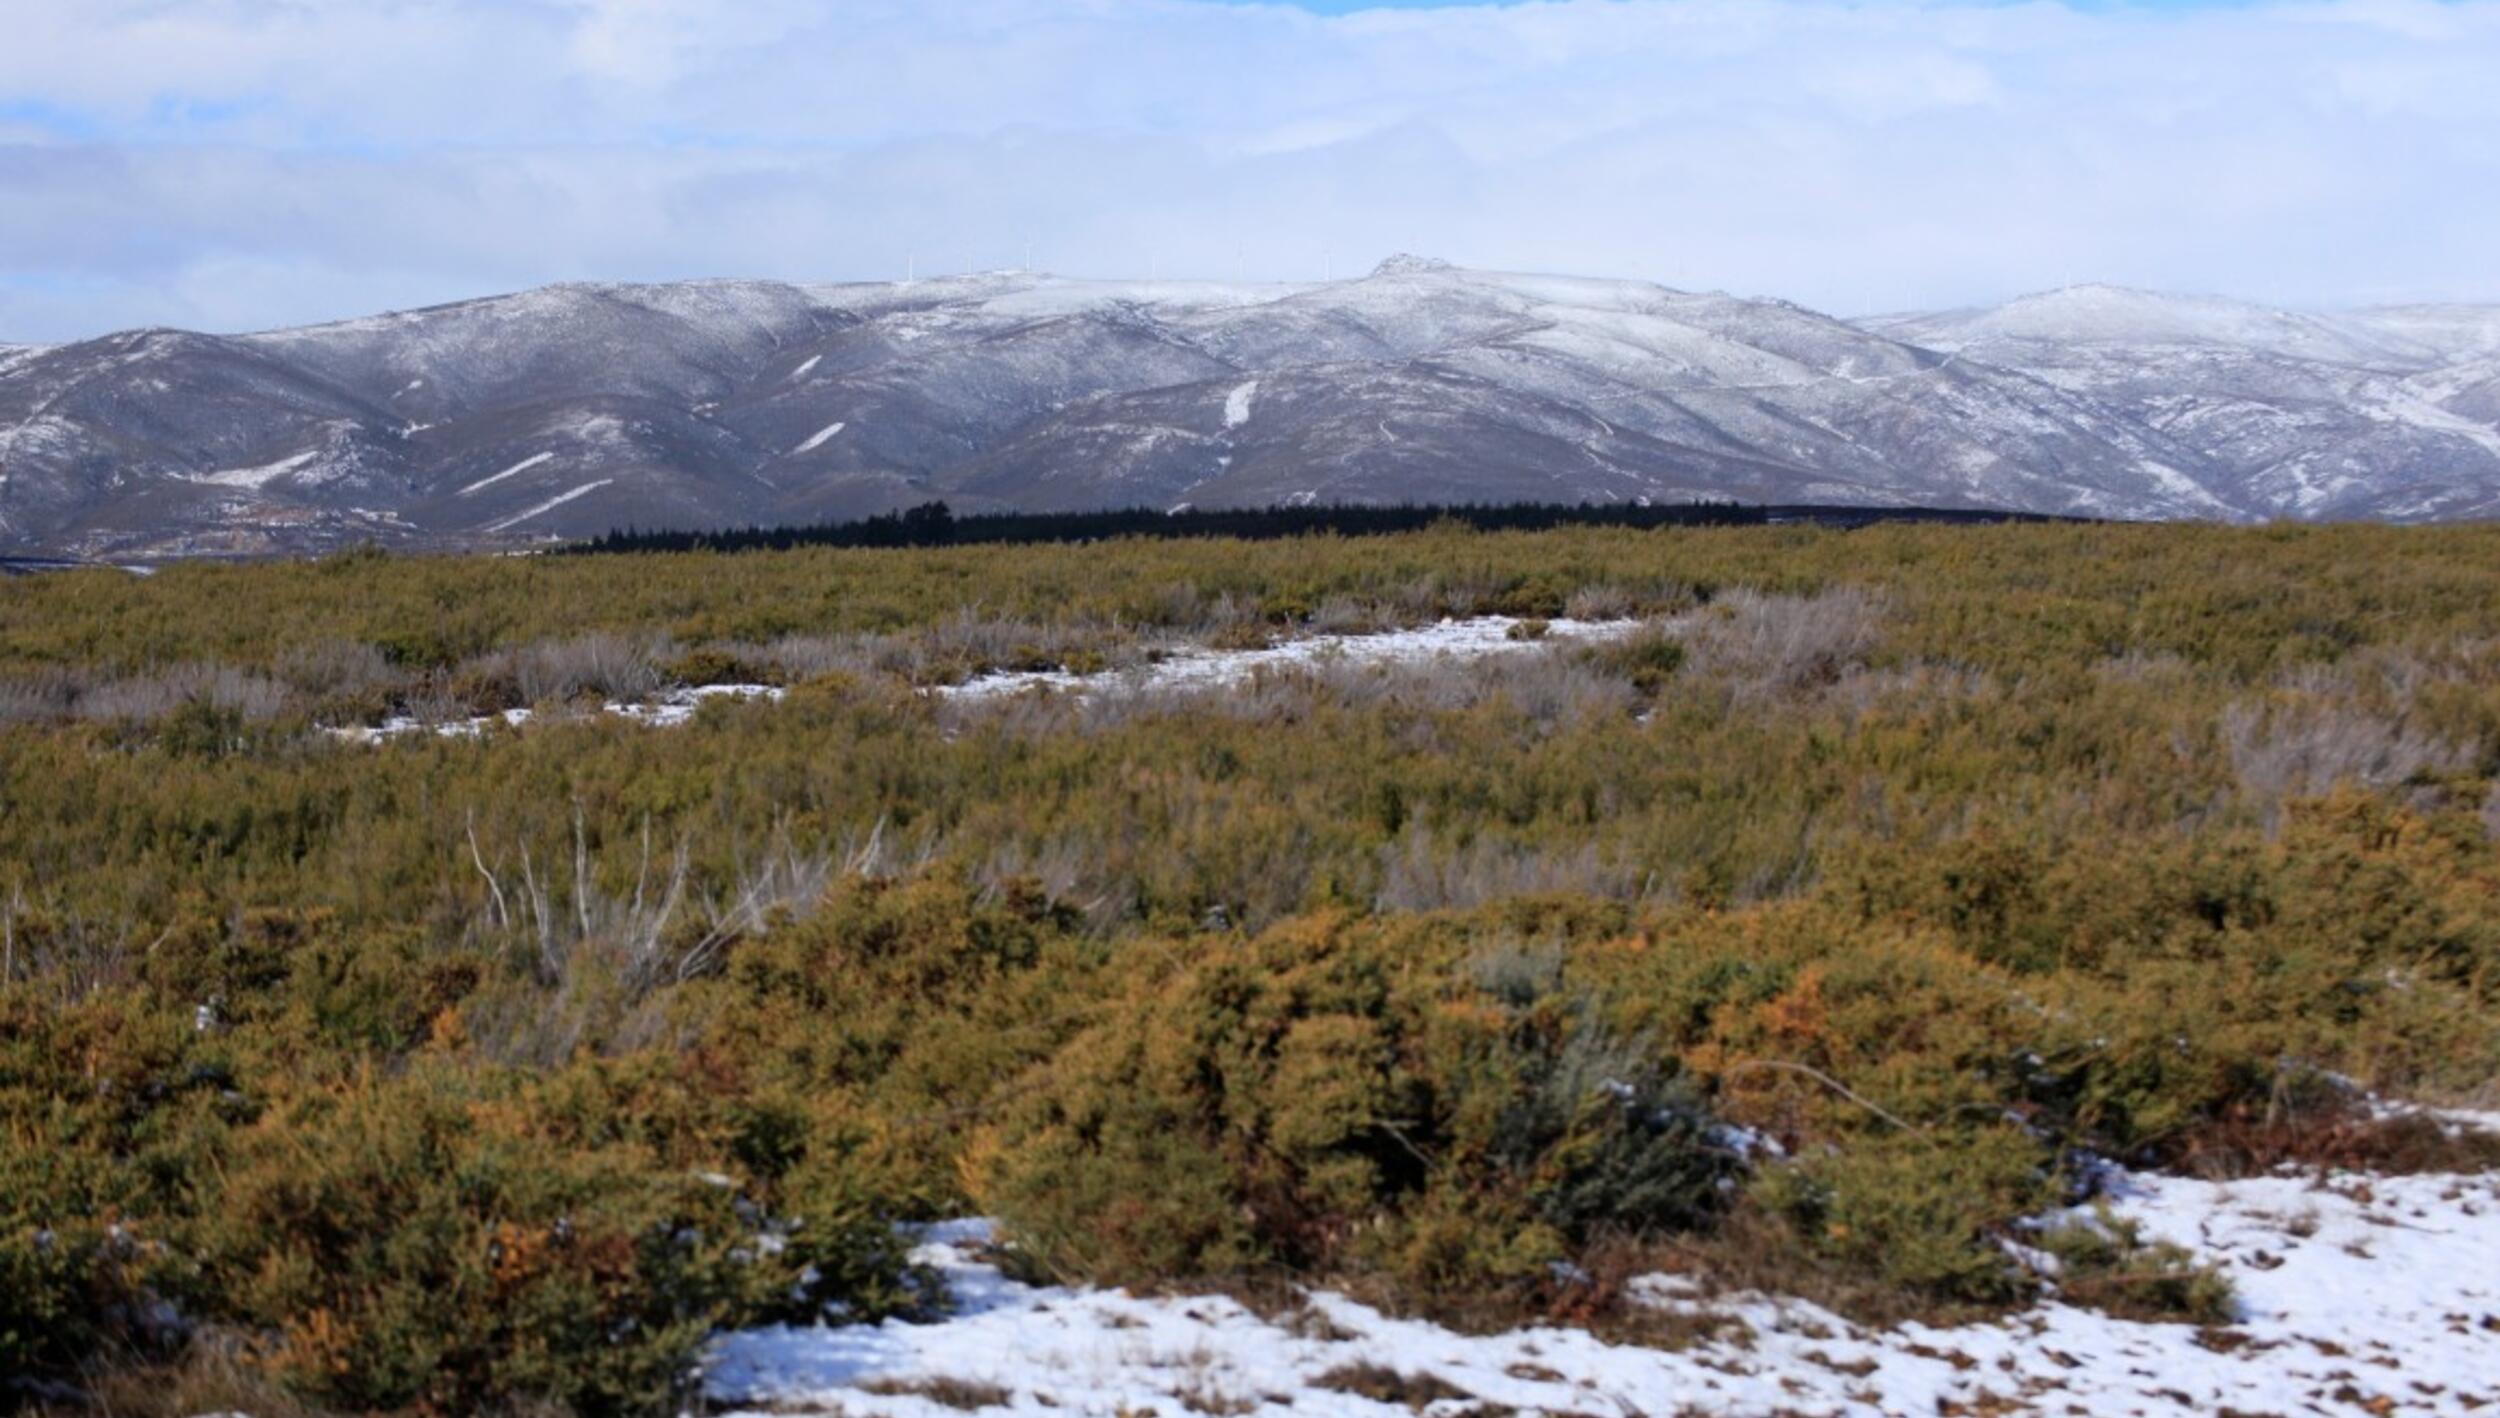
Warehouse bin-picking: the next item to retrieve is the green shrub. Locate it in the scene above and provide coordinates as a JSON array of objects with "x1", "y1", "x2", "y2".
[
  {"x1": 967, "y1": 913, "x2": 1739, "y2": 1297},
  {"x1": 6, "y1": 521, "x2": 2500, "y2": 1401},
  {"x1": 660, "y1": 646, "x2": 754, "y2": 688},
  {"x1": 1754, "y1": 1126, "x2": 2054, "y2": 1306},
  {"x1": 1580, "y1": 629, "x2": 1684, "y2": 692},
  {"x1": 198, "y1": 1064, "x2": 915, "y2": 1417},
  {"x1": 2030, "y1": 1208, "x2": 2237, "y2": 1324}
]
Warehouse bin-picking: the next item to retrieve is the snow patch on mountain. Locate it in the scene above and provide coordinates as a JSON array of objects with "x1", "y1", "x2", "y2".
[
  {"x1": 1885, "y1": 284, "x2": 2427, "y2": 368},
  {"x1": 16, "y1": 261, "x2": 2500, "y2": 556},
  {"x1": 459, "y1": 451, "x2": 555, "y2": 497},
  {"x1": 185, "y1": 448, "x2": 325, "y2": 490},
  {"x1": 485, "y1": 479, "x2": 611, "y2": 533},
  {"x1": 793, "y1": 421, "x2": 848, "y2": 455},
  {"x1": 2366, "y1": 385, "x2": 2500, "y2": 460}
]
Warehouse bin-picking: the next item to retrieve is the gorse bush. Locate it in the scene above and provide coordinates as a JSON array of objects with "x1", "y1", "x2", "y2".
[
  {"x1": 1755, "y1": 1125, "x2": 2055, "y2": 1305},
  {"x1": 962, "y1": 911, "x2": 1742, "y2": 1298},
  {"x1": 201, "y1": 1066, "x2": 839, "y2": 1417},
  {"x1": 5, "y1": 521, "x2": 2500, "y2": 1410},
  {"x1": 2027, "y1": 1208, "x2": 2237, "y2": 1325}
]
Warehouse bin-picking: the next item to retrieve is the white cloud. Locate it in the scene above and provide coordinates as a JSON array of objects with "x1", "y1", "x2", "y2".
[{"x1": 2, "y1": 0, "x2": 2498, "y2": 340}]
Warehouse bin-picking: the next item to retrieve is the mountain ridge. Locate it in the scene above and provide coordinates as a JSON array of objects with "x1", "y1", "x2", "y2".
[{"x1": 7, "y1": 260, "x2": 2500, "y2": 557}]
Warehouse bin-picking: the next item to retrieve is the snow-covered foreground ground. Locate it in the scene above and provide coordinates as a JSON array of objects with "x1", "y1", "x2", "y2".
[
  {"x1": 330, "y1": 617, "x2": 1646, "y2": 741},
  {"x1": 708, "y1": 1167, "x2": 2500, "y2": 1417},
  {"x1": 935, "y1": 616, "x2": 1641, "y2": 702}
]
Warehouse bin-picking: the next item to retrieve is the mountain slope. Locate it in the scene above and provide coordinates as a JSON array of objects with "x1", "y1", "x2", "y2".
[
  {"x1": 6, "y1": 264, "x2": 2500, "y2": 556},
  {"x1": 1865, "y1": 285, "x2": 2500, "y2": 521}
]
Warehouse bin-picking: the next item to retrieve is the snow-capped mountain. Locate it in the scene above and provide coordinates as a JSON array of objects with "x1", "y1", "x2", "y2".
[
  {"x1": 1864, "y1": 286, "x2": 2500, "y2": 521},
  {"x1": 5, "y1": 260, "x2": 2500, "y2": 557}
]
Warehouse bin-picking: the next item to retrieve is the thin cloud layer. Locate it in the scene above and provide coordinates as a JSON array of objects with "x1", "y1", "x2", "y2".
[{"x1": 2, "y1": 0, "x2": 2496, "y2": 340}]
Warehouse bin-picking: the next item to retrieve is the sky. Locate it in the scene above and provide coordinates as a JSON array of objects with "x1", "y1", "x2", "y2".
[{"x1": 3, "y1": 0, "x2": 2498, "y2": 342}]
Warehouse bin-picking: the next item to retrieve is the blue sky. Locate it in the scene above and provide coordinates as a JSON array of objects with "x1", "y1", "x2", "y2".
[
  {"x1": 1221, "y1": 1, "x2": 2274, "y2": 12},
  {"x1": 4, "y1": 0, "x2": 2498, "y2": 340}
]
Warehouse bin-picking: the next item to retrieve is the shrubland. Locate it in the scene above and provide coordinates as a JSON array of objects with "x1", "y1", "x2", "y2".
[{"x1": 4, "y1": 520, "x2": 2500, "y2": 1413}]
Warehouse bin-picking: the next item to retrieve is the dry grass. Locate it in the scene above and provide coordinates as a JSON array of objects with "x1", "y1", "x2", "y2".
[
  {"x1": 1376, "y1": 827, "x2": 1651, "y2": 913},
  {"x1": 275, "y1": 637, "x2": 399, "y2": 701},
  {"x1": 88, "y1": 664, "x2": 292, "y2": 724},
  {"x1": 1309, "y1": 1362, "x2": 1475, "y2": 1409},
  {"x1": 858, "y1": 1375, "x2": 1015, "y2": 1410},
  {"x1": 1308, "y1": 594, "x2": 1395, "y2": 635},
  {"x1": 487, "y1": 631, "x2": 669, "y2": 705},
  {"x1": 0, "y1": 898, "x2": 142, "y2": 1003},
  {"x1": 2158, "y1": 1099, "x2": 2500, "y2": 1180},
  {"x1": 2221, "y1": 698, "x2": 2472, "y2": 821},
  {"x1": 946, "y1": 635, "x2": 1645, "y2": 741},
  {"x1": 29, "y1": 1335, "x2": 342, "y2": 1418},
  {"x1": 0, "y1": 666, "x2": 79, "y2": 724},
  {"x1": 454, "y1": 813, "x2": 939, "y2": 1064},
  {"x1": 1683, "y1": 587, "x2": 1887, "y2": 700},
  {"x1": 1563, "y1": 582, "x2": 1637, "y2": 621}
]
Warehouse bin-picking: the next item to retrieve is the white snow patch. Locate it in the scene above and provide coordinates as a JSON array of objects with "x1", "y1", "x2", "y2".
[
  {"x1": 939, "y1": 616, "x2": 1641, "y2": 703},
  {"x1": 2130, "y1": 456, "x2": 2230, "y2": 510},
  {"x1": 793, "y1": 421, "x2": 848, "y2": 455},
  {"x1": 330, "y1": 707, "x2": 534, "y2": 744},
  {"x1": 790, "y1": 354, "x2": 823, "y2": 381},
  {"x1": 186, "y1": 449, "x2": 322, "y2": 490},
  {"x1": 330, "y1": 684, "x2": 782, "y2": 744},
  {"x1": 709, "y1": 1166, "x2": 2500, "y2": 1418},
  {"x1": 2368, "y1": 385, "x2": 2500, "y2": 461},
  {"x1": 483, "y1": 479, "x2": 611, "y2": 533},
  {"x1": 604, "y1": 683, "x2": 787, "y2": 728},
  {"x1": 458, "y1": 451, "x2": 555, "y2": 497},
  {"x1": 1223, "y1": 379, "x2": 1259, "y2": 429}
]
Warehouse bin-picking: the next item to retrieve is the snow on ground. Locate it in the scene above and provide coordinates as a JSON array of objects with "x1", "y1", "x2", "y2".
[
  {"x1": 484, "y1": 479, "x2": 612, "y2": 533},
  {"x1": 937, "y1": 616, "x2": 1642, "y2": 702},
  {"x1": 709, "y1": 1168, "x2": 2500, "y2": 1418},
  {"x1": 328, "y1": 684, "x2": 782, "y2": 743},
  {"x1": 185, "y1": 448, "x2": 323, "y2": 489},
  {"x1": 459, "y1": 450, "x2": 555, "y2": 497},
  {"x1": 331, "y1": 619, "x2": 1644, "y2": 744},
  {"x1": 2365, "y1": 383, "x2": 2500, "y2": 461},
  {"x1": 329, "y1": 619, "x2": 1635, "y2": 744},
  {"x1": 1225, "y1": 379, "x2": 1260, "y2": 429},
  {"x1": 793, "y1": 421, "x2": 848, "y2": 454}
]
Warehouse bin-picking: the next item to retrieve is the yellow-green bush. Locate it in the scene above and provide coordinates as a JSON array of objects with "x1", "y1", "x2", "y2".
[
  {"x1": 8, "y1": 521, "x2": 2500, "y2": 1408},
  {"x1": 966, "y1": 912, "x2": 1741, "y2": 1296},
  {"x1": 192, "y1": 1064, "x2": 918, "y2": 1416}
]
